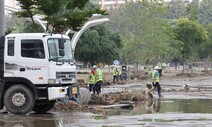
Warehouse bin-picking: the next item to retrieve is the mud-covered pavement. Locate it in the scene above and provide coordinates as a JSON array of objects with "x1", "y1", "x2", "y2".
[
  {"x1": 1, "y1": 71, "x2": 212, "y2": 127},
  {"x1": 1, "y1": 98, "x2": 212, "y2": 127}
]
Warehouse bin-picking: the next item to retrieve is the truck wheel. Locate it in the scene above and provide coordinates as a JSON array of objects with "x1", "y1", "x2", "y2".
[
  {"x1": 3, "y1": 84, "x2": 35, "y2": 115},
  {"x1": 32, "y1": 101, "x2": 55, "y2": 114}
]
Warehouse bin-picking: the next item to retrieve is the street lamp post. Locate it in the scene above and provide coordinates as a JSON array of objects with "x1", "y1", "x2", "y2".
[
  {"x1": 0, "y1": 0, "x2": 5, "y2": 37},
  {"x1": 0, "y1": 0, "x2": 4, "y2": 79}
]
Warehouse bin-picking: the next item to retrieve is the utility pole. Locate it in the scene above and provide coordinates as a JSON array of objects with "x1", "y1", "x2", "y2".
[
  {"x1": 0, "y1": 0, "x2": 5, "y2": 37},
  {"x1": 0, "y1": 0, "x2": 4, "y2": 79}
]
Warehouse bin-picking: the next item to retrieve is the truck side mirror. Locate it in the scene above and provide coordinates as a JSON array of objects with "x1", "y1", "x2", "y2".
[{"x1": 58, "y1": 38, "x2": 65, "y2": 49}]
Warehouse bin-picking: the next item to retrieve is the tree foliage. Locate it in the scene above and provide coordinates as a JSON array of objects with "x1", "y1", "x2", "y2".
[
  {"x1": 109, "y1": 0, "x2": 174, "y2": 65},
  {"x1": 166, "y1": 0, "x2": 187, "y2": 19},
  {"x1": 186, "y1": 0, "x2": 199, "y2": 21},
  {"x1": 74, "y1": 25, "x2": 122, "y2": 65},
  {"x1": 15, "y1": 0, "x2": 38, "y2": 30},
  {"x1": 197, "y1": 23, "x2": 212, "y2": 60},
  {"x1": 16, "y1": 0, "x2": 106, "y2": 33},
  {"x1": 173, "y1": 18, "x2": 207, "y2": 64},
  {"x1": 198, "y1": 0, "x2": 212, "y2": 25}
]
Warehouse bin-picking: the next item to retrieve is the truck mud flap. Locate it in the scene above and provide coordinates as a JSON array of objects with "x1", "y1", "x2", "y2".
[{"x1": 68, "y1": 84, "x2": 79, "y2": 99}]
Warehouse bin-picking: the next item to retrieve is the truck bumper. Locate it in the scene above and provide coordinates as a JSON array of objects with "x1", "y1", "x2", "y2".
[{"x1": 48, "y1": 85, "x2": 79, "y2": 101}]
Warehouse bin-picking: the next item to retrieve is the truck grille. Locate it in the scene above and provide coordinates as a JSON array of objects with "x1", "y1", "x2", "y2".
[{"x1": 56, "y1": 72, "x2": 76, "y2": 82}]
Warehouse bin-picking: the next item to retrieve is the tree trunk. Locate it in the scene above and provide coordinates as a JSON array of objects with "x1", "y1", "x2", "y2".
[
  {"x1": 182, "y1": 62, "x2": 185, "y2": 73},
  {"x1": 203, "y1": 57, "x2": 209, "y2": 72},
  {"x1": 134, "y1": 62, "x2": 138, "y2": 78},
  {"x1": 175, "y1": 62, "x2": 177, "y2": 70}
]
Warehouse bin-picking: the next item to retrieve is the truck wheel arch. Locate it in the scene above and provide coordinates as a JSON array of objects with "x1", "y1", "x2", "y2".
[{"x1": 0, "y1": 77, "x2": 39, "y2": 109}]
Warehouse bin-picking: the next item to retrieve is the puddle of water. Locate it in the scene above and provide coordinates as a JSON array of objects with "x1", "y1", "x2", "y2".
[
  {"x1": 104, "y1": 98, "x2": 212, "y2": 116},
  {"x1": 1, "y1": 99, "x2": 212, "y2": 127}
]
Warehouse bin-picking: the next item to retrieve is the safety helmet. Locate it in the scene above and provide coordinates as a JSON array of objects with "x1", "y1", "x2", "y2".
[
  {"x1": 154, "y1": 66, "x2": 160, "y2": 70},
  {"x1": 93, "y1": 65, "x2": 97, "y2": 68}
]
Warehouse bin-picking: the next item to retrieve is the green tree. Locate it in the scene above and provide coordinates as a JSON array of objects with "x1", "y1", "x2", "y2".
[
  {"x1": 173, "y1": 18, "x2": 208, "y2": 73},
  {"x1": 198, "y1": 0, "x2": 212, "y2": 25},
  {"x1": 18, "y1": 21, "x2": 44, "y2": 33},
  {"x1": 109, "y1": 0, "x2": 174, "y2": 68},
  {"x1": 166, "y1": 0, "x2": 187, "y2": 19},
  {"x1": 16, "y1": 0, "x2": 106, "y2": 33},
  {"x1": 74, "y1": 25, "x2": 122, "y2": 65},
  {"x1": 15, "y1": 0, "x2": 39, "y2": 31},
  {"x1": 186, "y1": 0, "x2": 199, "y2": 21},
  {"x1": 197, "y1": 23, "x2": 212, "y2": 71}
]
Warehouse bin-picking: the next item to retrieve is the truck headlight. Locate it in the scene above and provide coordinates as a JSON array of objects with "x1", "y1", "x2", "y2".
[{"x1": 48, "y1": 79, "x2": 62, "y2": 84}]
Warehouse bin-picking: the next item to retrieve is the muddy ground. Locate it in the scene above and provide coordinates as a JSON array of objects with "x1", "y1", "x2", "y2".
[{"x1": 52, "y1": 69, "x2": 212, "y2": 112}]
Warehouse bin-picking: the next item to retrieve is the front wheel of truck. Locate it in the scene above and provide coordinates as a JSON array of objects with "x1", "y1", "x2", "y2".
[
  {"x1": 3, "y1": 84, "x2": 35, "y2": 115},
  {"x1": 32, "y1": 101, "x2": 55, "y2": 114}
]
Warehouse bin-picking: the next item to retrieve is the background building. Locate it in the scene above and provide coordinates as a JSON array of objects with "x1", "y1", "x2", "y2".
[
  {"x1": 5, "y1": 0, "x2": 19, "y2": 8},
  {"x1": 91, "y1": 0, "x2": 202, "y2": 10}
]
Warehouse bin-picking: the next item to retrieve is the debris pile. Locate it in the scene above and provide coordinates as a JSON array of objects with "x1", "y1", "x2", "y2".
[
  {"x1": 52, "y1": 91, "x2": 147, "y2": 111},
  {"x1": 52, "y1": 101, "x2": 86, "y2": 112},
  {"x1": 89, "y1": 91, "x2": 146, "y2": 105}
]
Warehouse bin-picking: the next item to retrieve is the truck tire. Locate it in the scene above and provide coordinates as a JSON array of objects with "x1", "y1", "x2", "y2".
[
  {"x1": 3, "y1": 84, "x2": 35, "y2": 115},
  {"x1": 32, "y1": 101, "x2": 55, "y2": 114}
]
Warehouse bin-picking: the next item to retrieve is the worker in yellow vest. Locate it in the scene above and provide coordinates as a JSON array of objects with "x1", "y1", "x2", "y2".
[
  {"x1": 148, "y1": 66, "x2": 163, "y2": 98},
  {"x1": 88, "y1": 66, "x2": 97, "y2": 93},
  {"x1": 111, "y1": 66, "x2": 118, "y2": 83},
  {"x1": 117, "y1": 67, "x2": 123, "y2": 81},
  {"x1": 144, "y1": 66, "x2": 149, "y2": 76},
  {"x1": 93, "y1": 65, "x2": 103, "y2": 94},
  {"x1": 88, "y1": 72, "x2": 95, "y2": 93}
]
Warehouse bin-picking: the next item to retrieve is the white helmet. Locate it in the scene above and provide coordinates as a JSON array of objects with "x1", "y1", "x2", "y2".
[
  {"x1": 93, "y1": 65, "x2": 97, "y2": 68},
  {"x1": 154, "y1": 66, "x2": 160, "y2": 70}
]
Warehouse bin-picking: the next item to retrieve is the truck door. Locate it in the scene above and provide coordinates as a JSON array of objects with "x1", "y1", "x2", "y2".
[{"x1": 18, "y1": 39, "x2": 48, "y2": 84}]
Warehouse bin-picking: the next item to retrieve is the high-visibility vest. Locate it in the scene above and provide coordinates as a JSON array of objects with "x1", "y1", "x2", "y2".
[
  {"x1": 88, "y1": 74, "x2": 95, "y2": 84},
  {"x1": 115, "y1": 68, "x2": 119, "y2": 75},
  {"x1": 96, "y1": 68, "x2": 103, "y2": 82},
  {"x1": 118, "y1": 69, "x2": 122, "y2": 76},
  {"x1": 152, "y1": 70, "x2": 159, "y2": 82},
  {"x1": 144, "y1": 67, "x2": 149, "y2": 73},
  {"x1": 112, "y1": 68, "x2": 116, "y2": 76}
]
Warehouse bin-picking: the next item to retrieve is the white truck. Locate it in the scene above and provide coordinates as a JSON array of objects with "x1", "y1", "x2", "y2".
[{"x1": 0, "y1": 16, "x2": 109, "y2": 115}]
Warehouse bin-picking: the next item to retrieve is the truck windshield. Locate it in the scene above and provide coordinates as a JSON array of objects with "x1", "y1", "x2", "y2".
[{"x1": 48, "y1": 38, "x2": 74, "y2": 62}]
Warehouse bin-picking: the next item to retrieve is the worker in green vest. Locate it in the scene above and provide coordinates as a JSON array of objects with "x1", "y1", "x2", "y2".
[
  {"x1": 111, "y1": 66, "x2": 118, "y2": 83},
  {"x1": 88, "y1": 65, "x2": 97, "y2": 93},
  {"x1": 93, "y1": 65, "x2": 103, "y2": 94},
  {"x1": 88, "y1": 72, "x2": 95, "y2": 93},
  {"x1": 144, "y1": 66, "x2": 149, "y2": 76},
  {"x1": 148, "y1": 66, "x2": 162, "y2": 98},
  {"x1": 117, "y1": 67, "x2": 123, "y2": 81}
]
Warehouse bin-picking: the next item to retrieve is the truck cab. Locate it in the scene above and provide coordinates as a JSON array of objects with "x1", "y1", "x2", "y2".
[{"x1": 0, "y1": 33, "x2": 77, "y2": 114}]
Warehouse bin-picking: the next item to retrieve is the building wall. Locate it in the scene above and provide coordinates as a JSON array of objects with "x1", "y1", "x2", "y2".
[{"x1": 5, "y1": 0, "x2": 17, "y2": 8}]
